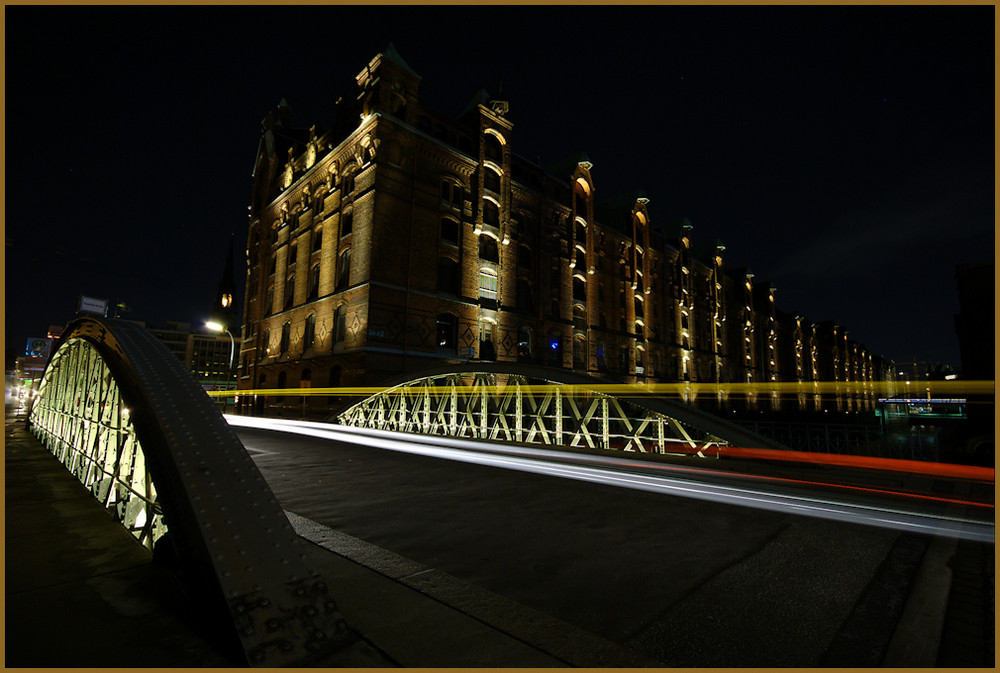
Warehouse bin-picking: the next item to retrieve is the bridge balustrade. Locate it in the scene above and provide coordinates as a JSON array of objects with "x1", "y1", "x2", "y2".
[{"x1": 26, "y1": 317, "x2": 354, "y2": 667}]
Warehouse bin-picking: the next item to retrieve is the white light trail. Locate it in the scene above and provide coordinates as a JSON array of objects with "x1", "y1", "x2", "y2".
[{"x1": 226, "y1": 415, "x2": 995, "y2": 543}]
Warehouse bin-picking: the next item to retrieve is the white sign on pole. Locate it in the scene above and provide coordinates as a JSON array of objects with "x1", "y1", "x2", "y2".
[{"x1": 78, "y1": 296, "x2": 109, "y2": 316}]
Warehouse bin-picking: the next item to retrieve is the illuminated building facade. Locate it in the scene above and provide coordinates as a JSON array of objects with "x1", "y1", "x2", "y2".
[{"x1": 237, "y1": 45, "x2": 887, "y2": 414}]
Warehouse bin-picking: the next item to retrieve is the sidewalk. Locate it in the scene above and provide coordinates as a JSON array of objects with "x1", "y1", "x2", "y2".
[{"x1": 3, "y1": 407, "x2": 648, "y2": 667}]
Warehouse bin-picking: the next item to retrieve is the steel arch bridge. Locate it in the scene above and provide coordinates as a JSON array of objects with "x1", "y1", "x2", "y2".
[
  {"x1": 26, "y1": 317, "x2": 353, "y2": 667},
  {"x1": 337, "y1": 362, "x2": 785, "y2": 454}
]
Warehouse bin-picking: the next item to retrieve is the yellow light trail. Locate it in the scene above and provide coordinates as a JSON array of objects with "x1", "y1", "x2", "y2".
[{"x1": 207, "y1": 380, "x2": 995, "y2": 399}]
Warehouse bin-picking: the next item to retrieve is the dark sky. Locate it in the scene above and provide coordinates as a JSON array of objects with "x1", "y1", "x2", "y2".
[{"x1": 5, "y1": 6, "x2": 994, "y2": 371}]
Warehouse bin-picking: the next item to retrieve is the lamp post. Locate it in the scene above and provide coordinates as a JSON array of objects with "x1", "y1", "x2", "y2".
[{"x1": 206, "y1": 321, "x2": 234, "y2": 412}]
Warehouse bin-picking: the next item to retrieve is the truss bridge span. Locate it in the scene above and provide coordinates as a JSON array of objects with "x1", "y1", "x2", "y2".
[{"x1": 336, "y1": 362, "x2": 786, "y2": 455}]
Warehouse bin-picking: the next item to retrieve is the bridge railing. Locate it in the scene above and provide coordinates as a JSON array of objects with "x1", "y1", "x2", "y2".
[
  {"x1": 29, "y1": 335, "x2": 165, "y2": 549},
  {"x1": 26, "y1": 317, "x2": 354, "y2": 667}
]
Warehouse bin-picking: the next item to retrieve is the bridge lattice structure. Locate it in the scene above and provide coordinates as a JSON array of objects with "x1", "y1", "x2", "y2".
[
  {"x1": 336, "y1": 363, "x2": 784, "y2": 455},
  {"x1": 25, "y1": 317, "x2": 353, "y2": 667}
]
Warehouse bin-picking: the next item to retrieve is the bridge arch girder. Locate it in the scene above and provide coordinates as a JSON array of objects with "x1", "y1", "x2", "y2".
[
  {"x1": 337, "y1": 362, "x2": 785, "y2": 453},
  {"x1": 27, "y1": 317, "x2": 352, "y2": 666}
]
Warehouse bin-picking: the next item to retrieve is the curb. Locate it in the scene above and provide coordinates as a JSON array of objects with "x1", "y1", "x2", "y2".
[
  {"x1": 285, "y1": 510, "x2": 657, "y2": 667},
  {"x1": 882, "y1": 535, "x2": 957, "y2": 666}
]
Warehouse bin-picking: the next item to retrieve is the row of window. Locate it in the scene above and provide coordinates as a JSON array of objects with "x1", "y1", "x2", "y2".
[
  {"x1": 265, "y1": 249, "x2": 352, "y2": 315},
  {"x1": 257, "y1": 306, "x2": 348, "y2": 363}
]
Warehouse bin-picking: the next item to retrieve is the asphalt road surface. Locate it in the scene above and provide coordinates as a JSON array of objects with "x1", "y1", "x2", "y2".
[{"x1": 237, "y1": 425, "x2": 908, "y2": 666}]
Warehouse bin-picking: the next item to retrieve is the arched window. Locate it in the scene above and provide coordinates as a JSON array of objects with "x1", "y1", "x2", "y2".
[
  {"x1": 312, "y1": 227, "x2": 322, "y2": 253},
  {"x1": 483, "y1": 201, "x2": 500, "y2": 227},
  {"x1": 635, "y1": 297, "x2": 644, "y2": 319},
  {"x1": 573, "y1": 304, "x2": 586, "y2": 331},
  {"x1": 269, "y1": 254, "x2": 277, "y2": 276},
  {"x1": 309, "y1": 263, "x2": 321, "y2": 301},
  {"x1": 573, "y1": 278, "x2": 586, "y2": 302},
  {"x1": 341, "y1": 210, "x2": 353, "y2": 236},
  {"x1": 484, "y1": 168, "x2": 500, "y2": 193},
  {"x1": 288, "y1": 243, "x2": 297, "y2": 268},
  {"x1": 478, "y1": 269, "x2": 498, "y2": 300},
  {"x1": 265, "y1": 286, "x2": 274, "y2": 314},
  {"x1": 277, "y1": 370, "x2": 287, "y2": 388},
  {"x1": 547, "y1": 333, "x2": 562, "y2": 366},
  {"x1": 516, "y1": 278, "x2": 533, "y2": 311},
  {"x1": 334, "y1": 305, "x2": 346, "y2": 345},
  {"x1": 479, "y1": 235, "x2": 499, "y2": 262},
  {"x1": 573, "y1": 337, "x2": 586, "y2": 370},
  {"x1": 280, "y1": 322, "x2": 291, "y2": 355},
  {"x1": 329, "y1": 366, "x2": 342, "y2": 388},
  {"x1": 479, "y1": 320, "x2": 496, "y2": 360},
  {"x1": 441, "y1": 217, "x2": 459, "y2": 244},
  {"x1": 261, "y1": 328, "x2": 271, "y2": 360},
  {"x1": 441, "y1": 180, "x2": 463, "y2": 208},
  {"x1": 285, "y1": 275, "x2": 295, "y2": 309},
  {"x1": 517, "y1": 326, "x2": 532, "y2": 362},
  {"x1": 342, "y1": 172, "x2": 354, "y2": 195},
  {"x1": 437, "y1": 257, "x2": 458, "y2": 294},
  {"x1": 518, "y1": 245, "x2": 531, "y2": 269},
  {"x1": 575, "y1": 249, "x2": 586, "y2": 271},
  {"x1": 485, "y1": 133, "x2": 502, "y2": 163},
  {"x1": 304, "y1": 314, "x2": 316, "y2": 350},
  {"x1": 436, "y1": 313, "x2": 457, "y2": 352},
  {"x1": 337, "y1": 249, "x2": 351, "y2": 291}
]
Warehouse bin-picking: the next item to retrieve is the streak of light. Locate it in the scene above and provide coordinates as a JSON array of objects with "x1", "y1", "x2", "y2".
[
  {"x1": 208, "y1": 379, "x2": 995, "y2": 399},
  {"x1": 226, "y1": 415, "x2": 994, "y2": 544},
  {"x1": 717, "y1": 447, "x2": 994, "y2": 482}
]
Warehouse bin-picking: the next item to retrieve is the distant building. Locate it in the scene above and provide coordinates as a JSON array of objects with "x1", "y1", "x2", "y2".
[
  {"x1": 137, "y1": 320, "x2": 240, "y2": 392},
  {"x1": 237, "y1": 44, "x2": 886, "y2": 414}
]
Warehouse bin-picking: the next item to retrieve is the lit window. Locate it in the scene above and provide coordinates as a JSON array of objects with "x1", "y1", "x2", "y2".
[{"x1": 478, "y1": 270, "x2": 498, "y2": 300}]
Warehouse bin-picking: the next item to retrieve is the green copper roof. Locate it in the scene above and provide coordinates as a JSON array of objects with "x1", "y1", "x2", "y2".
[
  {"x1": 383, "y1": 42, "x2": 418, "y2": 77},
  {"x1": 544, "y1": 151, "x2": 591, "y2": 180},
  {"x1": 594, "y1": 190, "x2": 647, "y2": 235},
  {"x1": 459, "y1": 88, "x2": 492, "y2": 118}
]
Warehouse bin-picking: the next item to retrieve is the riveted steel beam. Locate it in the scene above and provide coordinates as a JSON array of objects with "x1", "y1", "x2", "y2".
[{"x1": 28, "y1": 318, "x2": 353, "y2": 666}]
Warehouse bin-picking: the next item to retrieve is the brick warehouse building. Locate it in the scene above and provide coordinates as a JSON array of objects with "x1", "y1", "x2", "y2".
[{"x1": 237, "y1": 45, "x2": 891, "y2": 416}]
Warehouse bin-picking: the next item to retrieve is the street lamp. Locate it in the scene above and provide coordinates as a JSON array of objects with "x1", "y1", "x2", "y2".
[
  {"x1": 206, "y1": 321, "x2": 235, "y2": 413},
  {"x1": 205, "y1": 321, "x2": 235, "y2": 371}
]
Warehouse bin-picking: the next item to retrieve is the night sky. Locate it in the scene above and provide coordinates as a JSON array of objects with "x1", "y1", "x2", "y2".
[{"x1": 5, "y1": 6, "x2": 994, "y2": 371}]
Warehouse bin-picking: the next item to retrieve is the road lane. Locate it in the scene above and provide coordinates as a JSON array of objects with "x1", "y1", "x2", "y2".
[{"x1": 234, "y1": 424, "x2": 908, "y2": 665}]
